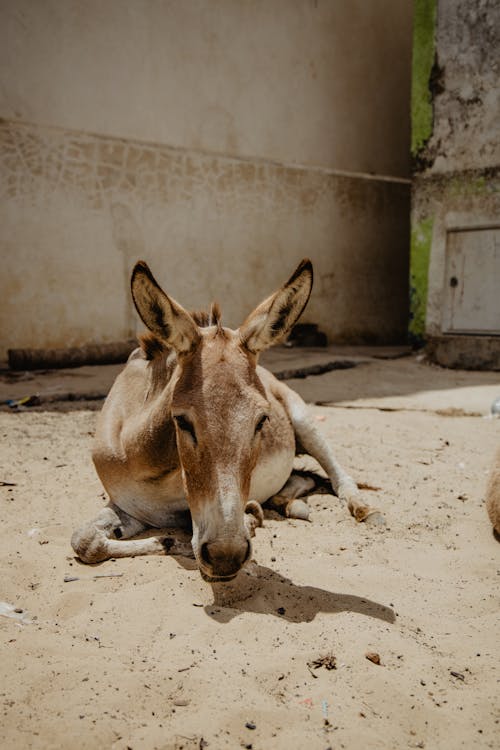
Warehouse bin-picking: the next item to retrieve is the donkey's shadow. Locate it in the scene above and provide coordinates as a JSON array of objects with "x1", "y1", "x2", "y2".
[{"x1": 200, "y1": 562, "x2": 395, "y2": 625}]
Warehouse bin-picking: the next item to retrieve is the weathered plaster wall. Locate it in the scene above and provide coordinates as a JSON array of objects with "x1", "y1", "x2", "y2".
[
  {"x1": 0, "y1": 0, "x2": 412, "y2": 178},
  {"x1": 0, "y1": 121, "x2": 410, "y2": 352},
  {"x1": 0, "y1": 1, "x2": 413, "y2": 358},
  {"x1": 410, "y1": 0, "x2": 500, "y2": 344},
  {"x1": 418, "y1": 0, "x2": 500, "y2": 173}
]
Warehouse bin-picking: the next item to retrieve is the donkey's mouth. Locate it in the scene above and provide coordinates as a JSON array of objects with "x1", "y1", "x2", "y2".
[{"x1": 200, "y1": 569, "x2": 238, "y2": 583}]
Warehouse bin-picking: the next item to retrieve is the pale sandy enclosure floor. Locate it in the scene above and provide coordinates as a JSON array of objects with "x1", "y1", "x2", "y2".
[{"x1": 0, "y1": 357, "x2": 499, "y2": 750}]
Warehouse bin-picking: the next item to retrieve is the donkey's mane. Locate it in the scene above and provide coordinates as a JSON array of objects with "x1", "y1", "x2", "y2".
[
  {"x1": 191, "y1": 301, "x2": 222, "y2": 328},
  {"x1": 139, "y1": 302, "x2": 223, "y2": 360}
]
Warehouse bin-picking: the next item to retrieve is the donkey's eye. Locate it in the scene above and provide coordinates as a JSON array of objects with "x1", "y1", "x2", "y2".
[
  {"x1": 174, "y1": 415, "x2": 197, "y2": 444},
  {"x1": 255, "y1": 414, "x2": 269, "y2": 434}
]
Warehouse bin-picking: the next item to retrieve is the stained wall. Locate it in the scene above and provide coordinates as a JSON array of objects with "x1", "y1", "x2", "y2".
[
  {"x1": 0, "y1": 0, "x2": 413, "y2": 358},
  {"x1": 410, "y1": 0, "x2": 500, "y2": 349}
]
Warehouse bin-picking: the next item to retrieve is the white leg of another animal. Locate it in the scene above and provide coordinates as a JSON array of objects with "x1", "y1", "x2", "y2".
[
  {"x1": 286, "y1": 392, "x2": 384, "y2": 524},
  {"x1": 71, "y1": 504, "x2": 193, "y2": 563}
]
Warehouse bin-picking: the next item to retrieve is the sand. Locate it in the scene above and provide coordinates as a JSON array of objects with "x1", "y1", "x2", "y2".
[{"x1": 0, "y1": 356, "x2": 499, "y2": 749}]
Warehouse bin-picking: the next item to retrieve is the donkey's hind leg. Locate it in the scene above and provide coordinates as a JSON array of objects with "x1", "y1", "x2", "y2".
[
  {"x1": 266, "y1": 472, "x2": 318, "y2": 521},
  {"x1": 71, "y1": 503, "x2": 193, "y2": 563}
]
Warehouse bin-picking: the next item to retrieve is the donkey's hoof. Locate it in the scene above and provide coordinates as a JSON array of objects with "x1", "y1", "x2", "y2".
[
  {"x1": 286, "y1": 498, "x2": 311, "y2": 521},
  {"x1": 348, "y1": 500, "x2": 384, "y2": 525},
  {"x1": 244, "y1": 501, "x2": 264, "y2": 537},
  {"x1": 71, "y1": 526, "x2": 110, "y2": 564},
  {"x1": 363, "y1": 510, "x2": 386, "y2": 526}
]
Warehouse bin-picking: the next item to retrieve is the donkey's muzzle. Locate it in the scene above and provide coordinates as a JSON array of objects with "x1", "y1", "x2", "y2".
[{"x1": 199, "y1": 538, "x2": 251, "y2": 581}]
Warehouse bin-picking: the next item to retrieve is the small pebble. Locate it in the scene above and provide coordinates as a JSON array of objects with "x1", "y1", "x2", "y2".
[
  {"x1": 173, "y1": 698, "x2": 190, "y2": 706},
  {"x1": 365, "y1": 651, "x2": 381, "y2": 665},
  {"x1": 245, "y1": 721, "x2": 256, "y2": 730},
  {"x1": 277, "y1": 607, "x2": 286, "y2": 615}
]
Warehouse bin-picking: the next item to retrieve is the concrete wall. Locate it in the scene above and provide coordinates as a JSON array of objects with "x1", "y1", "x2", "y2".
[
  {"x1": 410, "y1": 0, "x2": 500, "y2": 353},
  {"x1": 0, "y1": 0, "x2": 413, "y2": 359}
]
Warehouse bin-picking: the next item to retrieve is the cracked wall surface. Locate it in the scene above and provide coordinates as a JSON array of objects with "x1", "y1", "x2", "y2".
[
  {"x1": 0, "y1": 121, "x2": 410, "y2": 357},
  {"x1": 0, "y1": 1, "x2": 413, "y2": 358},
  {"x1": 0, "y1": 0, "x2": 412, "y2": 178}
]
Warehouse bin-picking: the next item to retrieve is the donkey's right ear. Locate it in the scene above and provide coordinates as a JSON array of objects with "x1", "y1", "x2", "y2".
[{"x1": 131, "y1": 261, "x2": 200, "y2": 354}]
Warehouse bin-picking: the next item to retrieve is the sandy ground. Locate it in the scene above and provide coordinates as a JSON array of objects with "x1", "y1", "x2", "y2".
[{"x1": 0, "y1": 355, "x2": 499, "y2": 750}]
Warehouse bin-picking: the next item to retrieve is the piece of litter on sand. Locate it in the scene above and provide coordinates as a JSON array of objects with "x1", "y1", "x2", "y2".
[
  {"x1": 0, "y1": 481, "x2": 17, "y2": 487},
  {"x1": 0, "y1": 602, "x2": 32, "y2": 624},
  {"x1": 450, "y1": 670, "x2": 465, "y2": 681},
  {"x1": 6, "y1": 395, "x2": 41, "y2": 409},
  {"x1": 357, "y1": 482, "x2": 382, "y2": 492}
]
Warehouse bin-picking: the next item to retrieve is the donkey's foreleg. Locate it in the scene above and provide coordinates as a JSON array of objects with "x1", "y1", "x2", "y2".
[
  {"x1": 285, "y1": 391, "x2": 383, "y2": 523},
  {"x1": 71, "y1": 503, "x2": 193, "y2": 563}
]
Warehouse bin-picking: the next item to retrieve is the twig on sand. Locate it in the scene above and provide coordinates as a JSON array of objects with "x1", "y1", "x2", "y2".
[{"x1": 64, "y1": 572, "x2": 124, "y2": 582}]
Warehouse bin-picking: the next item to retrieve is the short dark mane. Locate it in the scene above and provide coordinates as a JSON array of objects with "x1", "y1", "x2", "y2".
[{"x1": 191, "y1": 302, "x2": 222, "y2": 329}]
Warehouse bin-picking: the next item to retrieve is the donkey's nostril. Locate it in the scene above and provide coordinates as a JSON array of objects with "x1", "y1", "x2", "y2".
[{"x1": 200, "y1": 542, "x2": 211, "y2": 566}]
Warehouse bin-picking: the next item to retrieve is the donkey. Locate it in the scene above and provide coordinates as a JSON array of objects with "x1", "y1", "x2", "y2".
[{"x1": 71, "y1": 259, "x2": 380, "y2": 582}]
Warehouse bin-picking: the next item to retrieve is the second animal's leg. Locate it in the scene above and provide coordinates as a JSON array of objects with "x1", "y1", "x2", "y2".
[
  {"x1": 71, "y1": 503, "x2": 194, "y2": 563},
  {"x1": 283, "y1": 388, "x2": 384, "y2": 523}
]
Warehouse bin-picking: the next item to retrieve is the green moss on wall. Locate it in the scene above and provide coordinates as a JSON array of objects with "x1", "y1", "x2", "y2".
[
  {"x1": 410, "y1": 0, "x2": 437, "y2": 341},
  {"x1": 409, "y1": 217, "x2": 433, "y2": 340},
  {"x1": 411, "y1": 0, "x2": 436, "y2": 156}
]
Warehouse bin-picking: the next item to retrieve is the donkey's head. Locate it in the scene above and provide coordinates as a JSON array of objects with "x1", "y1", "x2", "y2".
[{"x1": 131, "y1": 259, "x2": 313, "y2": 581}]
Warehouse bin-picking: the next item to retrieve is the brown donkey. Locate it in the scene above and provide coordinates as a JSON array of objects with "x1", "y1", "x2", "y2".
[{"x1": 71, "y1": 259, "x2": 380, "y2": 581}]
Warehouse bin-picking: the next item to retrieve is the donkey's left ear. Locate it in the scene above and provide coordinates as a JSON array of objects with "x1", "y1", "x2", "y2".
[{"x1": 239, "y1": 259, "x2": 313, "y2": 354}]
